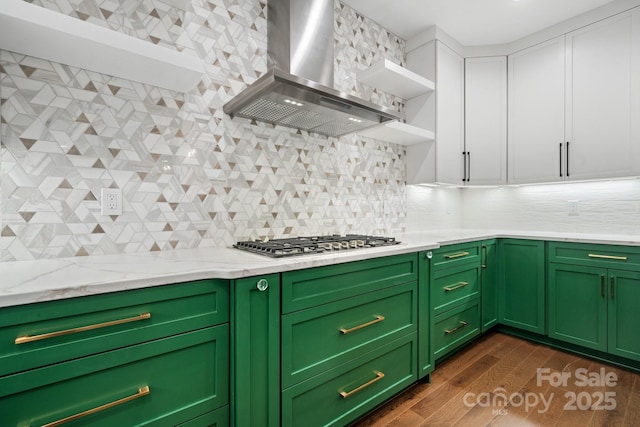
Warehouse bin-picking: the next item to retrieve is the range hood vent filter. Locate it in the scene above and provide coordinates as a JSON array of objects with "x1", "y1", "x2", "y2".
[{"x1": 223, "y1": 0, "x2": 402, "y2": 138}]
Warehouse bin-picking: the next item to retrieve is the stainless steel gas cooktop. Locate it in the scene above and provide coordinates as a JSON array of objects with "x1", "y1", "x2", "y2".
[{"x1": 233, "y1": 235, "x2": 400, "y2": 258}]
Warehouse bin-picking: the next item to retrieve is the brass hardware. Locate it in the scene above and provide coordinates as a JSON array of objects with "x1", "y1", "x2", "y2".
[
  {"x1": 482, "y1": 245, "x2": 487, "y2": 269},
  {"x1": 339, "y1": 371, "x2": 384, "y2": 398},
  {"x1": 15, "y1": 313, "x2": 151, "y2": 345},
  {"x1": 444, "y1": 282, "x2": 469, "y2": 292},
  {"x1": 40, "y1": 386, "x2": 150, "y2": 427},
  {"x1": 610, "y1": 277, "x2": 615, "y2": 300},
  {"x1": 444, "y1": 252, "x2": 470, "y2": 259},
  {"x1": 588, "y1": 254, "x2": 628, "y2": 261},
  {"x1": 445, "y1": 321, "x2": 469, "y2": 335},
  {"x1": 340, "y1": 315, "x2": 385, "y2": 334},
  {"x1": 600, "y1": 275, "x2": 605, "y2": 298}
]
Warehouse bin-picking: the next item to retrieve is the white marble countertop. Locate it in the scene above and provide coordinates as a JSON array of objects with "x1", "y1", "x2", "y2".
[{"x1": 3, "y1": 229, "x2": 640, "y2": 308}]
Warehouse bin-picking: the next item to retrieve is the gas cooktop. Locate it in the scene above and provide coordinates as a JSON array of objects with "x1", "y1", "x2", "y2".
[{"x1": 234, "y1": 235, "x2": 400, "y2": 258}]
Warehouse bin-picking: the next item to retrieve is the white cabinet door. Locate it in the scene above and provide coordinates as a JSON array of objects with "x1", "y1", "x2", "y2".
[
  {"x1": 508, "y1": 36, "x2": 566, "y2": 184},
  {"x1": 435, "y1": 41, "x2": 465, "y2": 185},
  {"x1": 464, "y1": 56, "x2": 507, "y2": 185},
  {"x1": 565, "y1": 9, "x2": 640, "y2": 180}
]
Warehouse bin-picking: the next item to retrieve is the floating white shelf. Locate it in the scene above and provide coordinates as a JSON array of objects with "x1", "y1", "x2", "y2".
[
  {"x1": 357, "y1": 59, "x2": 435, "y2": 99},
  {"x1": 0, "y1": 0, "x2": 204, "y2": 92},
  {"x1": 358, "y1": 122, "x2": 435, "y2": 146}
]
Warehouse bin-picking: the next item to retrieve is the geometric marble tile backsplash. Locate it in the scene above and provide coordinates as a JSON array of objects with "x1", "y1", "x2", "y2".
[{"x1": 0, "y1": 0, "x2": 408, "y2": 261}]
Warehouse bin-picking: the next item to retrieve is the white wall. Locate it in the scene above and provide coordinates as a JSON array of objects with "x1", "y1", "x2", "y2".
[
  {"x1": 405, "y1": 185, "x2": 463, "y2": 231},
  {"x1": 462, "y1": 179, "x2": 640, "y2": 235}
]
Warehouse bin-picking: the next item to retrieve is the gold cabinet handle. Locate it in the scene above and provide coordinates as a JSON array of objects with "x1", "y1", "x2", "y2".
[
  {"x1": 339, "y1": 371, "x2": 384, "y2": 398},
  {"x1": 481, "y1": 245, "x2": 487, "y2": 268},
  {"x1": 340, "y1": 315, "x2": 385, "y2": 335},
  {"x1": 15, "y1": 313, "x2": 151, "y2": 345},
  {"x1": 444, "y1": 252, "x2": 470, "y2": 259},
  {"x1": 445, "y1": 320, "x2": 469, "y2": 335},
  {"x1": 443, "y1": 281, "x2": 469, "y2": 292},
  {"x1": 588, "y1": 254, "x2": 628, "y2": 261},
  {"x1": 610, "y1": 276, "x2": 615, "y2": 300},
  {"x1": 39, "y1": 386, "x2": 150, "y2": 427}
]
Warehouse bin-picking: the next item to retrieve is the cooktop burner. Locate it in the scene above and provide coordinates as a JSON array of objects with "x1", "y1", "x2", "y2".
[{"x1": 234, "y1": 235, "x2": 400, "y2": 258}]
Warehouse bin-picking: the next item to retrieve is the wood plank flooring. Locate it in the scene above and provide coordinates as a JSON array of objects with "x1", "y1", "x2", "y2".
[{"x1": 351, "y1": 332, "x2": 640, "y2": 427}]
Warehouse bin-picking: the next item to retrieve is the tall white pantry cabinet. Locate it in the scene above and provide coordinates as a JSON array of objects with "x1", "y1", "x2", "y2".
[{"x1": 508, "y1": 7, "x2": 640, "y2": 184}]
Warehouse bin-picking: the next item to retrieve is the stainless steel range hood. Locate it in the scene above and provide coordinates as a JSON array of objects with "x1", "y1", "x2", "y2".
[{"x1": 223, "y1": 0, "x2": 401, "y2": 138}]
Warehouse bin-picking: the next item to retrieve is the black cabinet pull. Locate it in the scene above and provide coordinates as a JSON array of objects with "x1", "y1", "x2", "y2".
[
  {"x1": 559, "y1": 143, "x2": 563, "y2": 177},
  {"x1": 566, "y1": 141, "x2": 570, "y2": 178},
  {"x1": 462, "y1": 151, "x2": 467, "y2": 182},
  {"x1": 467, "y1": 151, "x2": 471, "y2": 183}
]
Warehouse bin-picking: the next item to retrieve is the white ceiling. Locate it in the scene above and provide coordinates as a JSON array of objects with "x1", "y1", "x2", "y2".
[{"x1": 341, "y1": 0, "x2": 618, "y2": 45}]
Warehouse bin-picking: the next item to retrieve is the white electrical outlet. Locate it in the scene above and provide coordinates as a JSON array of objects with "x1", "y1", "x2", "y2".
[
  {"x1": 568, "y1": 200, "x2": 580, "y2": 216},
  {"x1": 101, "y1": 188, "x2": 122, "y2": 215}
]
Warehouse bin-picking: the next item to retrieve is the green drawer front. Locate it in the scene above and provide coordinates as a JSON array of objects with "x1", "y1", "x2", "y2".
[
  {"x1": 282, "y1": 282, "x2": 417, "y2": 388},
  {"x1": 282, "y1": 253, "x2": 418, "y2": 313},
  {"x1": 0, "y1": 325, "x2": 229, "y2": 427},
  {"x1": 176, "y1": 405, "x2": 229, "y2": 427},
  {"x1": 434, "y1": 301, "x2": 480, "y2": 359},
  {"x1": 432, "y1": 242, "x2": 481, "y2": 270},
  {"x1": 0, "y1": 279, "x2": 229, "y2": 377},
  {"x1": 432, "y1": 263, "x2": 480, "y2": 315},
  {"x1": 282, "y1": 334, "x2": 417, "y2": 427},
  {"x1": 548, "y1": 241, "x2": 640, "y2": 270}
]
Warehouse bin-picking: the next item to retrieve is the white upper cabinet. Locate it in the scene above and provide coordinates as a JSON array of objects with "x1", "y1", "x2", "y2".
[
  {"x1": 508, "y1": 36, "x2": 566, "y2": 184},
  {"x1": 464, "y1": 56, "x2": 507, "y2": 185},
  {"x1": 565, "y1": 9, "x2": 640, "y2": 180},
  {"x1": 434, "y1": 42, "x2": 466, "y2": 185},
  {"x1": 509, "y1": 7, "x2": 640, "y2": 184}
]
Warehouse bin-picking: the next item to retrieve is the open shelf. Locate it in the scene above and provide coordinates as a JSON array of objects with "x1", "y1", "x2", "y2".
[
  {"x1": 358, "y1": 122, "x2": 435, "y2": 146},
  {"x1": 0, "y1": 0, "x2": 204, "y2": 92},
  {"x1": 357, "y1": 59, "x2": 435, "y2": 99}
]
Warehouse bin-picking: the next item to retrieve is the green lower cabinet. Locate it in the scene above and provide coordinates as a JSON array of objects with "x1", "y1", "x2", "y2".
[
  {"x1": 0, "y1": 326, "x2": 229, "y2": 427},
  {"x1": 608, "y1": 269, "x2": 640, "y2": 361},
  {"x1": 499, "y1": 239, "x2": 545, "y2": 334},
  {"x1": 281, "y1": 334, "x2": 417, "y2": 427},
  {"x1": 418, "y1": 251, "x2": 433, "y2": 379},
  {"x1": 480, "y1": 240, "x2": 498, "y2": 332},
  {"x1": 548, "y1": 263, "x2": 608, "y2": 351},
  {"x1": 433, "y1": 299, "x2": 480, "y2": 360},
  {"x1": 231, "y1": 275, "x2": 280, "y2": 427}
]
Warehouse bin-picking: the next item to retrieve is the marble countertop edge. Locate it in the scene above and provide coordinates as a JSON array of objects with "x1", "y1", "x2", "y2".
[{"x1": 3, "y1": 229, "x2": 640, "y2": 308}]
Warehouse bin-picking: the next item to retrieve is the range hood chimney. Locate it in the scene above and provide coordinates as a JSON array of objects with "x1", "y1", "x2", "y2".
[{"x1": 223, "y1": 0, "x2": 402, "y2": 138}]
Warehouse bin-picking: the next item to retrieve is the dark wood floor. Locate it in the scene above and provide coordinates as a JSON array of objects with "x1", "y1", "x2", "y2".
[{"x1": 352, "y1": 332, "x2": 640, "y2": 427}]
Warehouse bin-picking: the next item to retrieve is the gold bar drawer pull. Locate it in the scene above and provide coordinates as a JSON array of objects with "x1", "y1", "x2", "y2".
[
  {"x1": 445, "y1": 321, "x2": 469, "y2": 335},
  {"x1": 340, "y1": 315, "x2": 385, "y2": 335},
  {"x1": 444, "y1": 281, "x2": 469, "y2": 292},
  {"x1": 588, "y1": 254, "x2": 628, "y2": 261},
  {"x1": 444, "y1": 252, "x2": 470, "y2": 259},
  {"x1": 339, "y1": 371, "x2": 384, "y2": 398},
  {"x1": 15, "y1": 313, "x2": 152, "y2": 345},
  {"x1": 39, "y1": 386, "x2": 150, "y2": 427}
]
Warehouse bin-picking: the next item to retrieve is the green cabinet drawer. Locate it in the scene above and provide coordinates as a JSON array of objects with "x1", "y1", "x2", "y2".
[
  {"x1": 282, "y1": 282, "x2": 417, "y2": 388},
  {"x1": 0, "y1": 279, "x2": 229, "y2": 377},
  {"x1": 282, "y1": 253, "x2": 418, "y2": 313},
  {"x1": 433, "y1": 300, "x2": 480, "y2": 360},
  {"x1": 282, "y1": 334, "x2": 417, "y2": 427},
  {"x1": 176, "y1": 405, "x2": 229, "y2": 427},
  {"x1": 548, "y1": 241, "x2": 640, "y2": 270},
  {"x1": 0, "y1": 325, "x2": 229, "y2": 427},
  {"x1": 432, "y1": 263, "x2": 481, "y2": 315},
  {"x1": 432, "y1": 242, "x2": 481, "y2": 271}
]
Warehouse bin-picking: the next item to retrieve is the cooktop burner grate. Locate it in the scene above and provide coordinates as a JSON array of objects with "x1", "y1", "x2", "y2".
[{"x1": 234, "y1": 234, "x2": 400, "y2": 258}]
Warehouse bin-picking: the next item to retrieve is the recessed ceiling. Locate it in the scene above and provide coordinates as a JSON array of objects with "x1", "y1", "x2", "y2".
[{"x1": 341, "y1": 0, "x2": 618, "y2": 45}]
